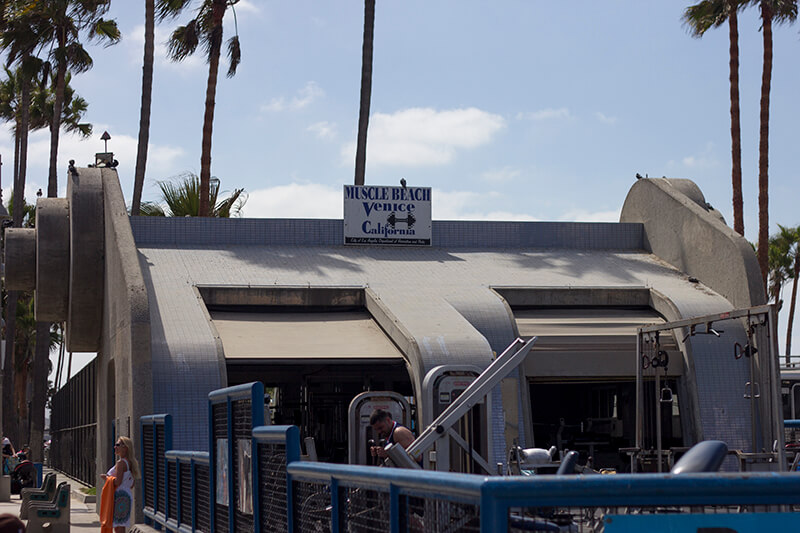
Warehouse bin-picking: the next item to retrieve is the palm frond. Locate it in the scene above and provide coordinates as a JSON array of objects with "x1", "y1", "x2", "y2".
[
  {"x1": 682, "y1": 0, "x2": 728, "y2": 37},
  {"x1": 214, "y1": 188, "x2": 246, "y2": 217},
  {"x1": 226, "y1": 34, "x2": 240, "y2": 77},
  {"x1": 63, "y1": 42, "x2": 93, "y2": 73},
  {"x1": 158, "y1": 172, "x2": 201, "y2": 216},
  {"x1": 138, "y1": 201, "x2": 167, "y2": 217},
  {"x1": 89, "y1": 17, "x2": 121, "y2": 46},
  {"x1": 168, "y1": 19, "x2": 201, "y2": 61},
  {"x1": 156, "y1": 0, "x2": 194, "y2": 22}
]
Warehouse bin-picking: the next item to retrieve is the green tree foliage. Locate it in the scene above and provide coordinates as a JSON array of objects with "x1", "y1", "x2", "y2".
[
  {"x1": 140, "y1": 172, "x2": 246, "y2": 218},
  {"x1": 166, "y1": 0, "x2": 242, "y2": 217},
  {"x1": 27, "y1": 0, "x2": 120, "y2": 197},
  {"x1": 767, "y1": 224, "x2": 800, "y2": 361}
]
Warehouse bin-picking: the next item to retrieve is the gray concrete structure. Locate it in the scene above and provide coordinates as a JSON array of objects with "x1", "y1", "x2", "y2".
[
  {"x1": 4, "y1": 228, "x2": 36, "y2": 290},
  {"x1": 8, "y1": 169, "x2": 774, "y2": 497},
  {"x1": 620, "y1": 177, "x2": 764, "y2": 309}
]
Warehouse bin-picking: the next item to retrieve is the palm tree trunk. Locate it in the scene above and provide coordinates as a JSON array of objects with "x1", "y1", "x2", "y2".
[
  {"x1": 13, "y1": 75, "x2": 30, "y2": 228},
  {"x1": 14, "y1": 119, "x2": 20, "y2": 193},
  {"x1": 728, "y1": 4, "x2": 743, "y2": 236},
  {"x1": 787, "y1": 258, "x2": 799, "y2": 360},
  {"x1": 199, "y1": 0, "x2": 226, "y2": 218},
  {"x1": 13, "y1": 343, "x2": 29, "y2": 443},
  {"x1": 48, "y1": 58, "x2": 67, "y2": 198},
  {"x1": 132, "y1": 0, "x2": 155, "y2": 216},
  {"x1": 354, "y1": 0, "x2": 376, "y2": 187},
  {"x1": 756, "y1": 0, "x2": 772, "y2": 293},
  {"x1": 1, "y1": 293, "x2": 18, "y2": 445},
  {"x1": 30, "y1": 322, "x2": 50, "y2": 462},
  {"x1": 4, "y1": 63, "x2": 32, "y2": 446}
]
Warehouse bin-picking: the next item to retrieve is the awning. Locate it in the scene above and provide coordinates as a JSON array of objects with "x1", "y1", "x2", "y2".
[
  {"x1": 210, "y1": 311, "x2": 405, "y2": 361},
  {"x1": 515, "y1": 308, "x2": 679, "y2": 378}
]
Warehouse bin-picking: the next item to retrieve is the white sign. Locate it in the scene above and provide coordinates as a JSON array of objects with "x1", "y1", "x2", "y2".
[{"x1": 343, "y1": 185, "x2": 432, "y2": 246}]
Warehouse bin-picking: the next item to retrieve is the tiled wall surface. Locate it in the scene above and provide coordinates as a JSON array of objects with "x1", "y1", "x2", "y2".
[{"x1": 131, "y1": 217, "x2": 644, "y2": 250}]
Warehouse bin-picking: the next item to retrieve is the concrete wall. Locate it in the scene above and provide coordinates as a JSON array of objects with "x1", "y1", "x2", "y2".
[
  {"x1": 97, "y1": 169, "x2": 152, "y2": 522},
  {"x1": 620, "y1": 177, "x2": 764, "y2": 308}
]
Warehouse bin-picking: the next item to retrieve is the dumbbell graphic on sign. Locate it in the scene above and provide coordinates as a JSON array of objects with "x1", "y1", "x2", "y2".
[{"x1": 387, "y1": 211, "x2": 416, "y2": 229}]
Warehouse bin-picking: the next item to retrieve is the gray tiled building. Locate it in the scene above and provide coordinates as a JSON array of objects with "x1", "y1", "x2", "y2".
[{"x1": 6, "y1": 169, "x2": 776, "y2": 486}]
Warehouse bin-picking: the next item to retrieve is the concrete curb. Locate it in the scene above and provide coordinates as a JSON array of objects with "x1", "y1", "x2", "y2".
[{"x1": 73, "y1": 488, "x2": 96, "y2": 504}]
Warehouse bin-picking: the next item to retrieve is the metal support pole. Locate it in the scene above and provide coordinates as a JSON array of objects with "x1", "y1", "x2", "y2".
[{"x1": 655, "y1": 371, "x2": 662, "y2": 473}]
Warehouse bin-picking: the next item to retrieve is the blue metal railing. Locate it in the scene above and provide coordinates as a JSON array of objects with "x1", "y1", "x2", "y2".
[
  {"x1": 287, "y1": 462, "x2": 800, "y2": 532},
  {"x1": 139, "y1": 384, "x2": 800, "y2": 533},
  {"x1": 162, "y1": 451, "x2": 210, "y2": 533},
  {"x1": 208, "y1": 382, "x2": 265, "y2": 533},
  {"x1": 141, "y1": 414, "x2": 172, "y2": 528}
]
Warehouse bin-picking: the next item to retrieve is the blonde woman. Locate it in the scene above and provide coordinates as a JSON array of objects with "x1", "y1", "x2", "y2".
[{"x1": 101, "y1": 436, "x2": 140, "y2": 532}]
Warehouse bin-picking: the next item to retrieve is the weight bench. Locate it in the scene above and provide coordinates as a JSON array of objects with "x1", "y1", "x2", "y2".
[
  {"x1": 20, "y1": 472, "x2": 57, "y2": 519},
  {"x1": 25, "y1": 482, "x2": 70, "y2": 533}
]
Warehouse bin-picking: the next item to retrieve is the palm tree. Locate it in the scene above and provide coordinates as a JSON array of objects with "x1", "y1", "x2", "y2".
[
  {"x1": 132, "y1": 0, "x2": 192, "y2": 216},
  {"x1": 31, "y1": 71, "x2": 93, "y2": 138},
  {"x1": 131, "y1": 0, "x2": 155, "y2": 216},
  {"x1": 766, "y1": 225, "x2": 800, "y2": 363},
  {"x1": 166, "y1": 0, "x2": 242, "y2": 217},
  {"x1": 0, "y1": 10, "x2": 45, "y2": 226},
  {"x1": 779, "y1": 225, "x2": 800, "y2": 359},
  {"x1": 682, "y1": 0, "x2": 745, "y2": 236},
  {"x1": 34, "y1": 0, "x2": 120, "y2": 198},
  {"x1": 2, "y1": 66, "x2": 90, "y2": 455},
  {"x1": 767, "y1": 231, "x2": 791, "y2": 309},
  {"x1": 754, "y1": 0, "x2": 797, "y2": 292},
  {"x1": 354, "y1": 0, "x2": 376, "y2": 187},
  {"x1": 0, "y1": 5, "x2": 47, "y2": 447},
  {"x1": 139, "y1": 172, "x2": 246, "y2": 217},
  {"x1": 0, "y1": 192, "x2": 36, "y2": 444}
]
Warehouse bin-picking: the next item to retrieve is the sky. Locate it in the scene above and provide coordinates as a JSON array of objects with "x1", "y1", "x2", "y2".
[{"x1": 0, "y1": 1, "x2": 798, "y2": 378}]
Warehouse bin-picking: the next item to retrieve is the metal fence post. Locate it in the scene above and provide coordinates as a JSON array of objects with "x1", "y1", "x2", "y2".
[
  {"x1": 480, "y1": 485, "x2": 507, "y2": 533},
  {"x1": 389, "y1": 483, "x2": 399, "y2": 533}
]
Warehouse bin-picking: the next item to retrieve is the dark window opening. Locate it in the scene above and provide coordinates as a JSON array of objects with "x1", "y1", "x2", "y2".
[
  {"x1": 530, "y1": 379, "x2": 682, "y2": 472},
  {"x1": 227, "y1": 361, "x2": 413, "y2": 464}
]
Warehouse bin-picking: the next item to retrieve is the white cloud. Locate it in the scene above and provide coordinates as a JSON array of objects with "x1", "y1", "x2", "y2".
[
  {"x1": 240, "y1": 183, "x2": 342, "y2": 218},
  {"x1": 433, "y1": 189, "x2": 537, "y2": 221},
  {"x1": 308, "y1": 121, "x2": 337, "y2": 140},
  {"x1": 557, "y1": 208, "x2": 620, "y2": 222},
  {"x1": 481, "y1": 166, "x2": 521, "y2": 182},
  {"x1": 673, "y1": 142, "x2": 719, "y2": 170},
  {"x1": 0, "y1": 126, "x2": 186, "y2": 201},
  {"x1": 341, "y1": 107, "x2": 505, "y2": 168},
  {"x1": 595, "y1": 112, "x2": 617, "y2": 125},
  {"x1": 261, "y1": 82, "x2": 324, "y2": 112},
  {"x1": 237, "y1": 183, "x2": 541, "y2": 221},
  {"x1": 517, "y1": 108, "x2": 571, "y2": 121}
]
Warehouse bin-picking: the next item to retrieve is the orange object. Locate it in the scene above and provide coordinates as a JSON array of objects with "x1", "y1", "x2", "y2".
[{"x1": 100, "y1": 476, "x2": 116, "y2": 532}]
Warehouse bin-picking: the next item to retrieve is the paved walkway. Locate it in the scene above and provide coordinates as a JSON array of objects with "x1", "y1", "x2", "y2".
[{"x1": 0, "y1": 469, "x2": 100, "y2": 532}]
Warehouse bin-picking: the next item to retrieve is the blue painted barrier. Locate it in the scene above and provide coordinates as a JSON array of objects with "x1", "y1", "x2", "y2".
[{"x1": 139, "y1": 385, "x2": 800, "y2": 533}]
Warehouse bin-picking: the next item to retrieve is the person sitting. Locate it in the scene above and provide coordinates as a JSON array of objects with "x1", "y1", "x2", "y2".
[
  {"x1": 1, "y1": 437, "x2": 14, "y2": 458},
  {"x1": 15, "y1": 445, "x2": 30, "y2": 462},
  {"x1": 1, "y1": 437, "x2": 14, "y2": 475}
]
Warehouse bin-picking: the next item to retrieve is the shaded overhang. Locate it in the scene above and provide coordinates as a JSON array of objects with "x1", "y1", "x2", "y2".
[
  {"x1": 210, "y1": 310, "x2": 405, "y2": 364},
  {"x1": 515, "y1": 308, "x2": 680, "y2": 378}
]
